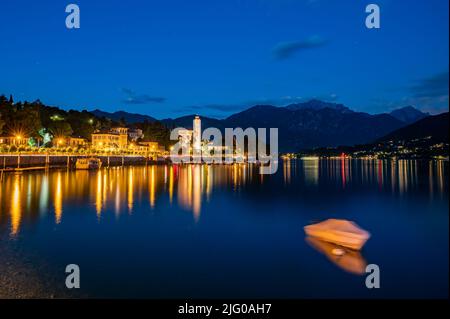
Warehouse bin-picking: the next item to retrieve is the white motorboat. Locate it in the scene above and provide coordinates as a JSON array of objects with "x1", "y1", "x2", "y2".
[
  {"x1": 304, "y1": 219, "x2": 370, "y2": 250},
  {"x1": 75, "y1": 157, "x2": 102, "y2": 170}
]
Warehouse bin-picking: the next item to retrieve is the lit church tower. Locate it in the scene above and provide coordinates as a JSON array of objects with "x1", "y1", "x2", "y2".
[{"x1": 193, "y1": 115, "x2": 202, "y2": 154}]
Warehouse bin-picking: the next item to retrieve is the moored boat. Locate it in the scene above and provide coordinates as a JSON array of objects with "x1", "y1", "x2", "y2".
[
  {"x1": 75, "y1": 157, "x2": 102, "y2": 170},
  {"x1": 304, "y1": 219, "x2": 370, "y2": 250}
]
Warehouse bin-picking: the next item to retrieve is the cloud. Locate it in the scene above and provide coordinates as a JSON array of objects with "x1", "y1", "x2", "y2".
[
  {"x1": 405, "y1": 71, "x2": 449, "y2": 114},
  {"x1": 373, "y1": 71, "x2": 449, "y2": 114},
  {"x1": 121, "y1": 88, "x2": 166, "y2": 104},
  {"x1": 272, "y1": 36, "x2": 328, "y2": 60},
  {"x1": 410, "y1": 71, "x2": 449, "y2": 98}
]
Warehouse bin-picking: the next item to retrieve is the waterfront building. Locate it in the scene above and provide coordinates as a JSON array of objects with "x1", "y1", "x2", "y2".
[
  {"x1": 193, "y1": 116, "x2": 202, "y2": 154},
  {"x1": 139, "y1": 141, "x2": 159, "y2": 152},
  {"x1": 110, "y1": 127, "x2": 128, "y2": 135},
  {"x1": 178, "y1": 129, "x2": 193, "y2": 150},
  {"x1": 67, "y1": 137, "x2": 87, "y2": 148},
  {"x1": 129, "y1": 143, "x2": 149, "y2": 153},
  {"x1": 128, "y1": 142, "x2": 165, "y2": 158},
  {"x1": 0, "y1": 136, "x2": 29, "y2": 146},
  {"x1": 92, "y1": 127, "x2": 128, "y2": 150},
  {"x1": 128, "y1": 128, "x2": 144, "y2": 141},
  {"x1": 175, "y1": 116, "x2": 202, "y2": 153},
  {"x1": 205, "y1": 142, "x2": 228, "y2": 154},
  {"x1": 53, "y1": 136, "x2": 87, "y2": 148}
]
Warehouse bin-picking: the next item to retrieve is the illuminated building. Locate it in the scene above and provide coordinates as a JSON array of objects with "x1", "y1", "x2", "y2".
[
  {"x1": 68, "y1": 137, "x2": 86, "y2": 147},
  {"x1": 139, "y1": 141, "x2": 159, "y2": 152},
  {"x1": 92, "y1": 127, "x2": 128, "y2": 150},
  {"x1": 204, "y1": 142, "x2": 228, "y2": 159},
  {"x1": 128, "y1": 128, "x2": 144, "y2": 141},
  {"x1": 111, "y1": 127, "x2": 129, "y2": 135},
  {"x1": 0, "y1": 136, "x2": 29, "y2": 146},
  {"x1": 129, "y1": 143, "x2": 148, "y2": 153},
  {"x1": 175, "y1": 116, "x2": 202, "y2": 153},
  {"x1": 0, "y1": 136, "x2": 28, "y2": 145},
  {"x1": 178, "y1": 129, "x2": 193, "y2": 150},
  {"x1": 193, "y1": 116, "x2": 201, "y2": 154}
]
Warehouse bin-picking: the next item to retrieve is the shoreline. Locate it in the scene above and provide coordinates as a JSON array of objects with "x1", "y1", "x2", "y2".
[
  {"x1": 0, "y1": 154, "x2": 447, "y2": 176},
  {"x1": 0, "y1": 154, "x2": 165, "y2": 170}
]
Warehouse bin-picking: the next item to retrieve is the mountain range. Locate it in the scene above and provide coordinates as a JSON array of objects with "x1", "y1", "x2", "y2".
[
  {"x1": 91, "y1": 109, "x2": 157, "y2": 124},
  {"x1": 91, "y1": 100, "x2": 435, "y2": 152},
  {"x1": 388, "y1": 105, "x2": 429, "y2": 123},
  {"x1": 379, "y1": 112, "x2": 448, "y2": 143}
]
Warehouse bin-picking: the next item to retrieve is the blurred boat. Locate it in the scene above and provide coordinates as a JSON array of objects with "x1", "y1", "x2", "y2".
[
  {"x1": 76, "y1": 157, "x2": 102, "y2": 170},
  {"x1": 305, "y1": 236, "x2": 367, "y2": 275},
  {"x1": 304, "y1": 219, "x2": 370, "y2": 250}
]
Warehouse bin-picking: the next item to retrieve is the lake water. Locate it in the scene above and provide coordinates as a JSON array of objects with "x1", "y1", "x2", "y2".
[{"x1": 0, "y1": 159, "x2": 448, "y2": 298}]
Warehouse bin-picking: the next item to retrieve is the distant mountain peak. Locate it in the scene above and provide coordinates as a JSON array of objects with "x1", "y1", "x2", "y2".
[
  {"x1": 397, "y1": 105, "x2": 418, "y2": 111},
  {"x1": 285, "y1": 99, "x2": 351, "y2": 113},
  {"x1": 389, "y1": 106, "x2": 429, "y2": 124}
]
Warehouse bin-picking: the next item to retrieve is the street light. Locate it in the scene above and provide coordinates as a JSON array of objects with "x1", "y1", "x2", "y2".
[
  {"x1": 15, "y1": 135, "x2": 22, "y2": 146},
  {"x1": 55, "y1": 139, "x2": 64, "y2": 152}
]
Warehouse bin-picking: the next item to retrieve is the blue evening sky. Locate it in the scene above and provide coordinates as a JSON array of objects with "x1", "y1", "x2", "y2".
[{"x1": 0, "y1": 0, "x2": 448, "y2": 119}]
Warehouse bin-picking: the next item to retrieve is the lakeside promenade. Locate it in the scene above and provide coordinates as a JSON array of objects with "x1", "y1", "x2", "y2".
[{"x1": 0, "y1": 153, "x2": 164, "y2": 171}]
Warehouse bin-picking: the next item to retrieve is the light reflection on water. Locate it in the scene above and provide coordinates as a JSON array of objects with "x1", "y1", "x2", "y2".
[
  {"x1": 0, "y1": 160, "x2": 447, "y2": 238},
  {"x1": 0, "y1": 159, "x2": 448, "y2": 298},
  {"x1": 0, "y1": 164, "x2": 244, "y2": 236}
]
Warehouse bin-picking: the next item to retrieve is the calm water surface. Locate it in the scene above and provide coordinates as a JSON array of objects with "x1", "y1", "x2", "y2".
[{"x1": 0, "y1": 159, "x2": 448, "y2": 298}]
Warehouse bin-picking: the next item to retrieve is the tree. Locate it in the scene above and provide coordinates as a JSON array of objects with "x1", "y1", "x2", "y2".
[
  {"x1": 66, "y1": 110, "x2": 96, "y2": 139},
  {"x1": 48, "y1": 121, "x2": 73, "y2": 139},
  {"x1": 139, "y1": 121, "x2": 172, "y2": 148},
  {"x1": 2, "y1": 101, "x2": 42, "y2": 139},
  {"x1": 0, "y1": 114, "x2": 5, "y2": 135}
]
